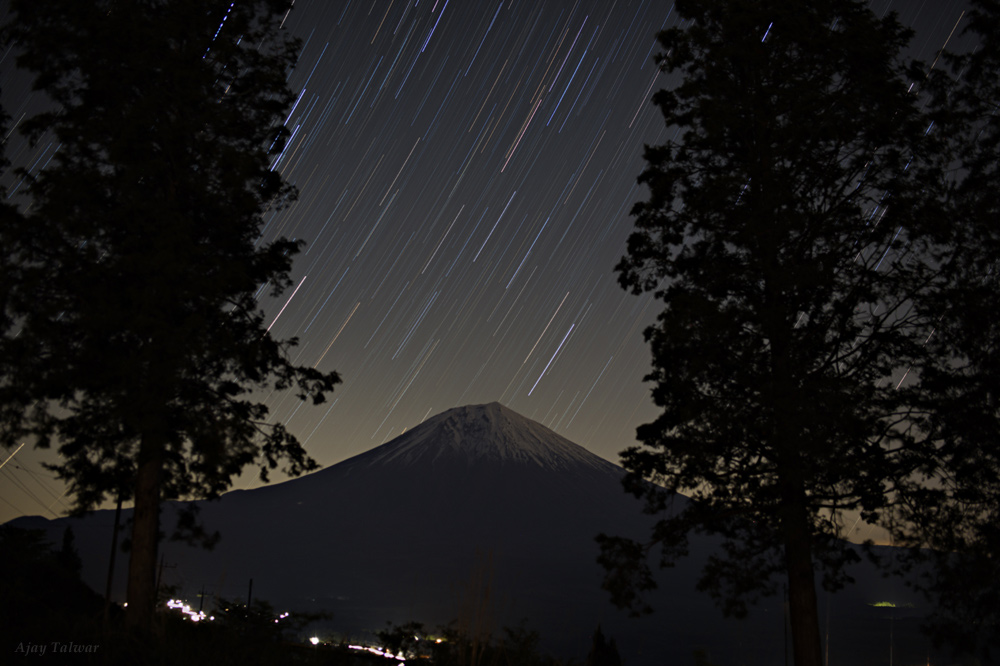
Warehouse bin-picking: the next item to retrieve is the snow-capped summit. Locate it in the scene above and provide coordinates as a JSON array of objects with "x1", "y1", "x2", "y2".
[
  {"x1": 5, "y1": 402, "x2": 922, "y2": 665},
  {"x1": 351, "y1": 401, "x2": 621, "y2": 475}
]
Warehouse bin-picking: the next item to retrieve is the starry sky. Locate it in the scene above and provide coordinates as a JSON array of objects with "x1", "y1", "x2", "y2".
[{"x1": 0, "y1": 0, "x2": 972, "y2": 525}]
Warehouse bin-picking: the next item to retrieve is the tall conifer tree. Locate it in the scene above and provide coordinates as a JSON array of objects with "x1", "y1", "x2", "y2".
[
  {"x1": 886, "y1": 1, "x2": 1000, "y2": 658},
  {"x1": 1, "y1": 0, "x2": 340, "y2": 630},
  {"x1": 599, "y1": 2, "x2": 940, "y2": 663}
]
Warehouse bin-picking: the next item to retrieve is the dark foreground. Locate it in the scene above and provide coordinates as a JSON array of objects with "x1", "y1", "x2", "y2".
[{"x1": 1, "y1": 523, "x2": 980, "y2": 666}]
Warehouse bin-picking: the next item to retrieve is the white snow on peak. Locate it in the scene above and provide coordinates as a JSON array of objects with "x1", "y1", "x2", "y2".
[{"x1": 357, "y1": 402, "x2": 621, "y2": 474}]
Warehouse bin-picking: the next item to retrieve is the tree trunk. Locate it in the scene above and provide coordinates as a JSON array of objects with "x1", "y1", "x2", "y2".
[
  {"x1": 780, "y1": 487, "x2": 823, "y2": 666},
  {"x1": 125, "y1": 431, "x2": 165, "y2": 631}
]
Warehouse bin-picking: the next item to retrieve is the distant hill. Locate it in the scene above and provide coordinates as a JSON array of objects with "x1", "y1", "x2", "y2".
[{"x1": 8, "y1": 402, "x2": 939, "y2": 665}]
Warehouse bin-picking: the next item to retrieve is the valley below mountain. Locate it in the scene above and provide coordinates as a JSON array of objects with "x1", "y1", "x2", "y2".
[{"x1": 9, "y1": 403, "x2": 941, "y2": 665}]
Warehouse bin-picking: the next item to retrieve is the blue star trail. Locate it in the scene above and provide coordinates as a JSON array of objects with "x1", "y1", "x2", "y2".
[{"x1": 0, "y1": 0, "x2": 973, "y2": 515}]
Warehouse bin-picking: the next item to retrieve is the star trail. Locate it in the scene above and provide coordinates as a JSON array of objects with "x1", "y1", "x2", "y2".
[{"x1": 0, "y1": 0, "x2": 972, "y2": 519}]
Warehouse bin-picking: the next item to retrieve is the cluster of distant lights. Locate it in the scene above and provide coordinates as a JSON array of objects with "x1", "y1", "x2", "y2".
[
  {"x1": 166, "y1": 599, "x2": 213, "y2": 622},
  {"x1": 343, "y1": 635, "x2": 444, "y2": 663},
  {"x1": 164, "y1": 599, "x2": 290, "y2": 624},
  {"x1": 164, "y1": 599, "x2": 424, "y2": 661},
  {"x1": 346, "y1": 644, "x2": 407, "y2": 661}
]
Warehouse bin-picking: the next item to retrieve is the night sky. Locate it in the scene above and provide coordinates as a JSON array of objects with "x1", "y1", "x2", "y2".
[{"x1": 0, "y1": 0, "x2": 972, "y2": 524}]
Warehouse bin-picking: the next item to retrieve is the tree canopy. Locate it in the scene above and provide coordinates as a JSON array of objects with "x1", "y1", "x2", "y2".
[
  {"x1": 0, "y1": 0, "x2": 340, "y2": 630},
  {"x1": 883, "y1": 1, "x2": 1000, "y2": 657},
  {"x1": 598, "y1": 0, "x2": 998, "y2": 664}
]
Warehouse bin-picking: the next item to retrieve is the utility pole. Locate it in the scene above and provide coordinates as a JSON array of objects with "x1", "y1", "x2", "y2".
[
  {"x1": 102, "y1": 488, "x2": 124, "y2": 626},
  {"x1": 155, "y1": 553, "x2": 176, "y2": 605},
  {"x1": 824, "y1": 592, "x2": 830, "y2": 666},
  {"x1": 784, "y1": 584, "x2": 789, "y2": 666}
]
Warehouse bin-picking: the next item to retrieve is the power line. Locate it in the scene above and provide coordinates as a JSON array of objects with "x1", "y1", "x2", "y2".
[{"x1": 0, "y1": 459, "x2": 67, "y2": 519}]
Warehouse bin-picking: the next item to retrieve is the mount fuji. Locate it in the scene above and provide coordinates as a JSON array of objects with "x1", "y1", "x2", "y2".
[{"x1": 8, "y1": 402, "x2": 931, "y2": 664}]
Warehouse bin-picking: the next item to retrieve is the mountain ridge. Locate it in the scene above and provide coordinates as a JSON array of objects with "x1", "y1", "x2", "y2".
[
  {"x1": 339, "y1": 401, "x2": 623, "y2": 475},
  {"x1": 4, "y1": 402, "x2": 930, "y2": 665}
]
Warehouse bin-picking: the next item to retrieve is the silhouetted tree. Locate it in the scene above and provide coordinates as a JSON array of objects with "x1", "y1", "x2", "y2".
[
  {"x1": 0, "y1": 526, "x2": 103, "y2": 646},
  {"x1": 584, "y1": 626, "x2": 621, "y2": 666},
  {"x1": 597, "y1": 1, "x2": 956, "y2": 665},
  {"x1": 0, "y1": 100, "x2": 24, "y2": 391},
  {"x1": 0, "y1": 0, "x2": 340, "y2": 632},
  {"x1": 378, "y1": 618, "x2": 560, "y2": 666},
  {"x1": 56, "y1": 526, "x2": 83, "y2": 578},
  {"x1": 882, "y1": 1, "x2": 1000, "y2": 660},
  {"x1": 377, "y1": 620, "x2": 427, "y2": 660},
  {"x1": 498, "y1": 620, "x2": 558, "y2": 666},
  {"x1": 692, "y1": 648, "x2": 720, "y2": 666}
]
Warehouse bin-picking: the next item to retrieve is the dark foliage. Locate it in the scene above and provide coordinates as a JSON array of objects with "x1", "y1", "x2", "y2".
[
  {"x1": 376, "y1": 620, "x2": 428, "y2": 661},
  {"x1": 583, "y1": 626, "x2": 621, "y2": 666},
  {"x1": 57, "y1": 525, "x2": 84, "y2": 577},
  {"x1": 0, "y1": 0, "x2": 340, "y2": 630},
  {"x1": 0, "y1": 551, "x2": 344, "y2": 666},
  {"x1": 879, "y1": 1, "x2": 1000, "y2": 660},
  {"x1": 598, "y1": 0, "x2": 998, "y2": 665},
  {"x1": 377, "y1": 618, "x2": 565, "y2": 666},
  {"x1": 0, "y1": 526, "x2": 106, "y2": 658}
]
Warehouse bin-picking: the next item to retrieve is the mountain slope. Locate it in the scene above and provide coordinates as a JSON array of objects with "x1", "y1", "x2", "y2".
[
  {"x1": 346, "y1": 402, "x2": 621, "y2": 472},
  {"x1": 7, "y1": 402, "x2": 928, "y2": 665}
]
